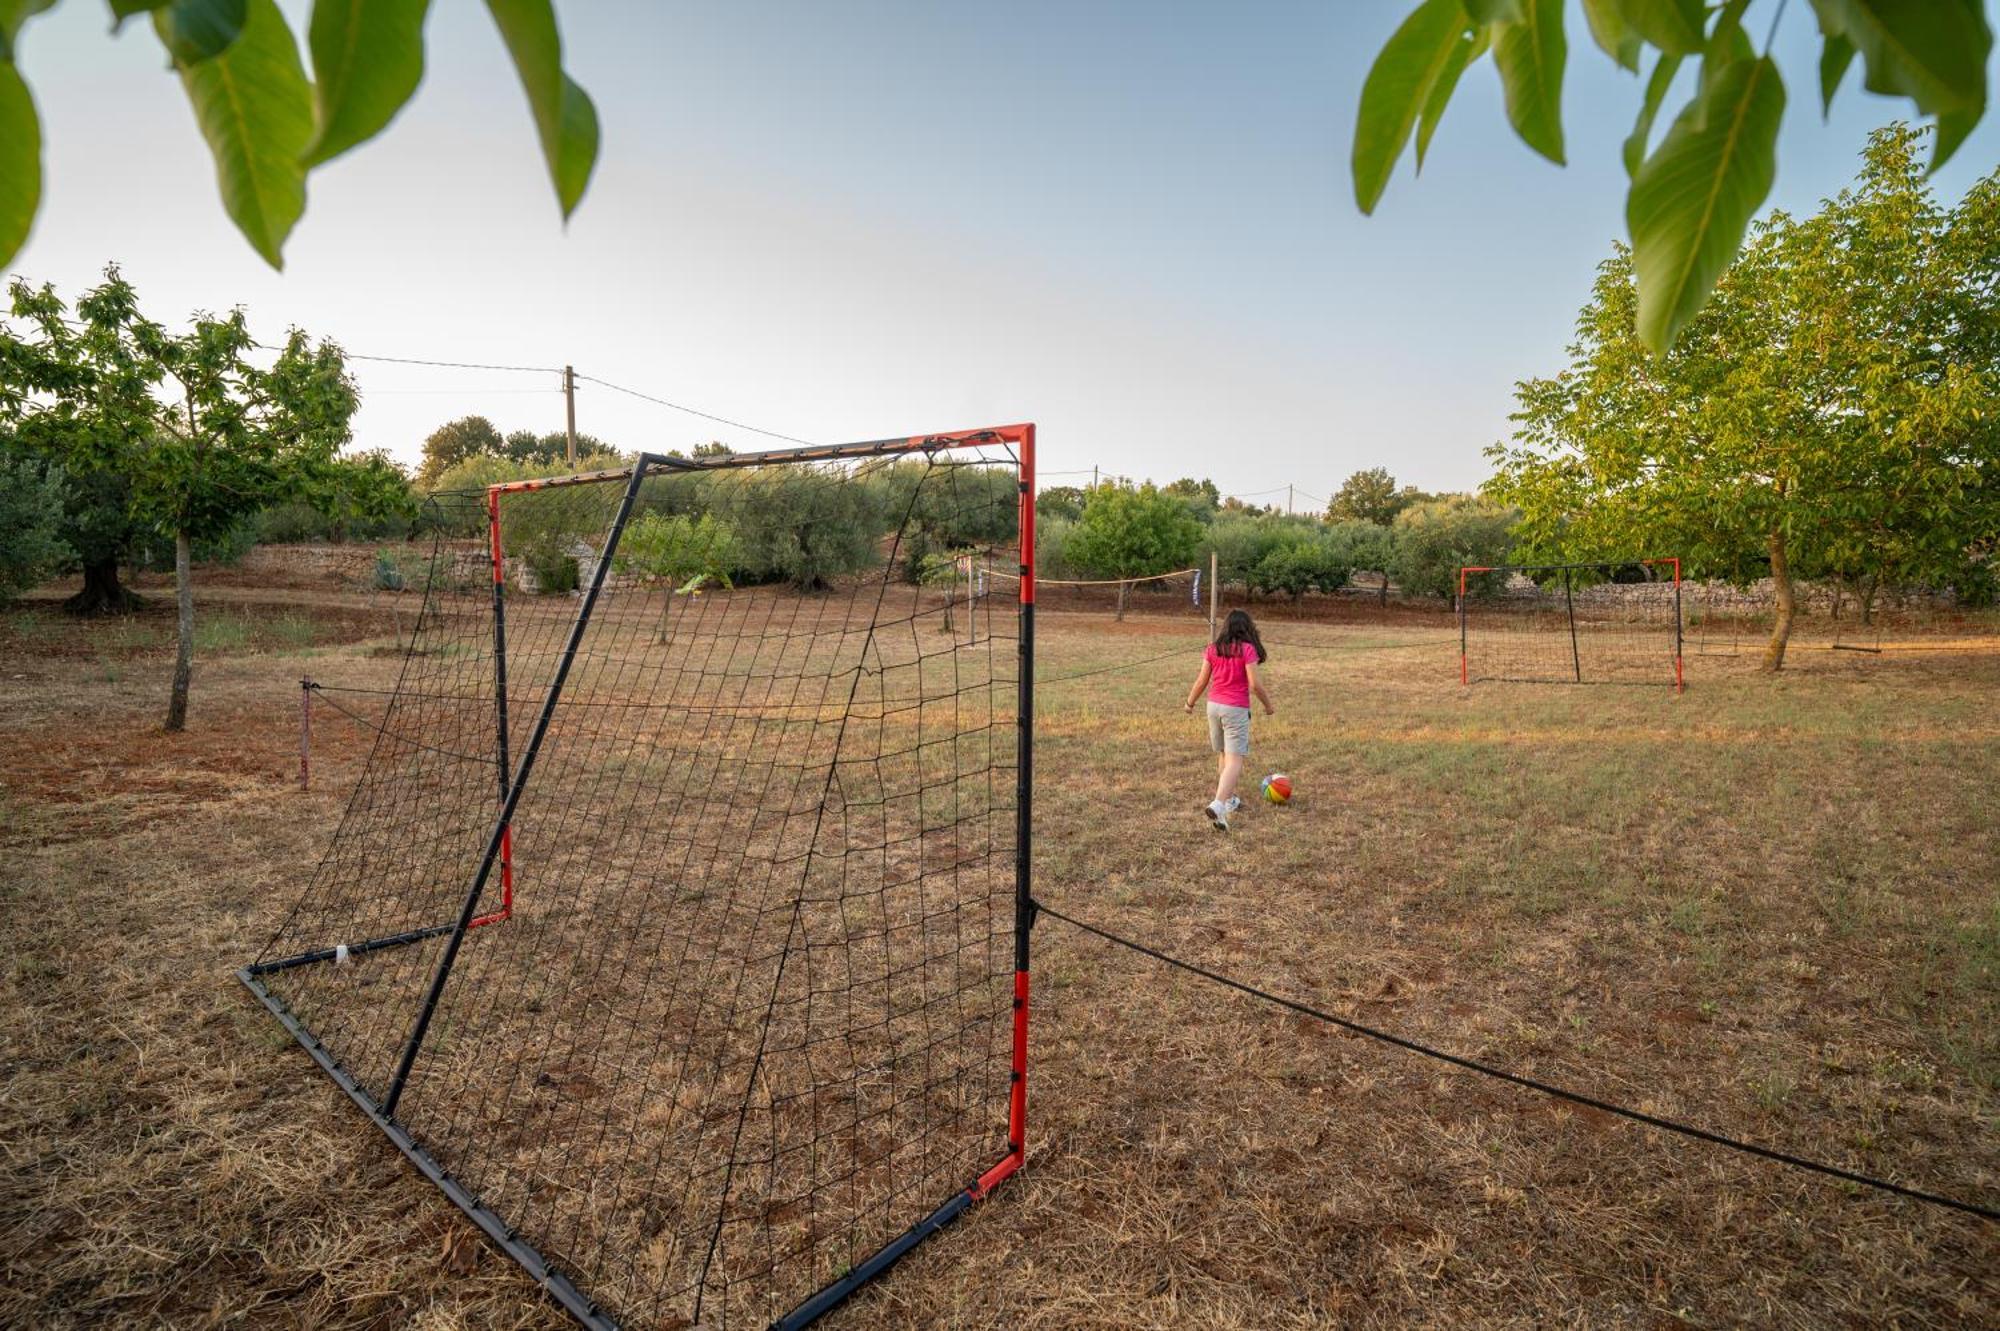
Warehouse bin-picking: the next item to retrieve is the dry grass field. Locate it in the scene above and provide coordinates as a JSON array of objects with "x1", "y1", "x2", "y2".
[{"x1": 2, "y1": 566, "x2": 1996, "y2": 1329}]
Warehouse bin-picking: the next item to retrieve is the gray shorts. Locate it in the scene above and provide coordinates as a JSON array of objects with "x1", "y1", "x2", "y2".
[{"x1": 1206, "y1": 701, "x2": 1251, "y2": 756}]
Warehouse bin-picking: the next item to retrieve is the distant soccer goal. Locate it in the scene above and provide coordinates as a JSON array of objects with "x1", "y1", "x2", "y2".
[
  {"x1": 240, "y1": 427, "x2": 1036, "y2": 1330},
  {"x1": 1459, "y1": 560, "x2": 1684, "y2": 690}
]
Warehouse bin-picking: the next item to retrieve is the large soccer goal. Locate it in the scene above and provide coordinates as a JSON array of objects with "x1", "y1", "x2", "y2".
[
  {"x1": 1459, "y1": 559, "x2": 1684, "y2": 689},
  {"x1": 240, "y1": 426, "x2": 1036, "y2": 1329}
]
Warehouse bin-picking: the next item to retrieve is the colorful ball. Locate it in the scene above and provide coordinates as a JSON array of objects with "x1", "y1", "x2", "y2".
[{"x1": 1261, "y1": 773, "x2": 1293, "y2": 805}]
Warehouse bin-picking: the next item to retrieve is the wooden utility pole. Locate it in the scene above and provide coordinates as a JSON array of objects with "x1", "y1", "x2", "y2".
[
  {"x1": 1287, "y1": 483, "x2": 1293, "y2": 516},
  {"x1": 1091, "y1": 464, "x2": 1099, "y2": 488},
  {"x1": 1208, "y1": 549, "x2": 1219, "y2": 636},
  {"x1": 563, "y1": 365, "x2": 578, "y2": 467}
]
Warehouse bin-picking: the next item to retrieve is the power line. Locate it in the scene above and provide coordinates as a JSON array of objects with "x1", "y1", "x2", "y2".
[
  {"x1": 1035, "y1": 901, "x2": 1998, "y2": 1225},
  {"x1": 344, "y1": 352, "x2": 561, "y2": 374},
  {"x1": 571, "y1": 373, "x2": 815, "y2": 447}
]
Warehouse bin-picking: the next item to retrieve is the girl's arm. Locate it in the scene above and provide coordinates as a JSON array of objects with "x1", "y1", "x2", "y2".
[
  {"x1": 1183, "y1": 659, "x2": 1212, "y2": 712},
  {"x1": 1246, "y1": 659, "x2": 1275, "y2": 715}
]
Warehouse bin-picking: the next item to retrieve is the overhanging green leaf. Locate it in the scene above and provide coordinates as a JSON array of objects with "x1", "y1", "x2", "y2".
[
  {"x1": 1932, "y1": 106, "x2": 1975, "y2": 171},
  {"x1": 158, "y1": 0, "x2": 310, "y2": 268},
  {"x1": 107, "y1": 1, "x2": 170, "y2": 20},
  {"x1": 484, "y1": 0, "x2": 598, "y2": 218},
  {"x1": 0, "y1": 59, "x2": 37, "y2": 268},
  {"x1": 1418, "y1": 27, "x2": 1490, "y2": 170},
  {"x1": 1628, "y1": 55, "x2": 1785, "y2": 352},
  {"x1": 0, "y1": 0, "x2": 57, "y2": 60},
  {"x1": 1582, "y1": 0, "x2": 1641, "y2": 72},
  {"x1": 1698, "y1": 2, "x2": 1754, "y2": 104},
  {"x1": 304, "y1": 0, "x2": 431, "y2": 167},
  {"x1": 1818, "y1": 33, "x2": 1855, "y2": 115},
  {"x1": 1807, "y1": 0, "x2": 1989, "y2": 117},
  {"x1": 1623, "y1": 50, "x2": 1682, "y2": 177},
  {"x1": 1491, "y1": 0, "x2": 1566, "y2": 165},
  {"x1": 1612, "y1": 0, "x2": 1705, "y2": 56},
  {"x1": 155, "y1": 0, "x2": 247, "y2": 65},
  {"x1": 1352, "y1": 0, "x2": 1474, "y2": 211},
  {"x1": 1463, "y1": 0, "x2": 1521, "y2": 21}
]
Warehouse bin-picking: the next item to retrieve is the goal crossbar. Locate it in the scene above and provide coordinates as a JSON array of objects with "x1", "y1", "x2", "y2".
[{"x1": 240, "y1": 423, "x2": 1037, "y2": 1330}]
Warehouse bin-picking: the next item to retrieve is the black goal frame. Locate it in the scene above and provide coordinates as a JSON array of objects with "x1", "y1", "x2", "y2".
[{"x1": 238, "y1": 424, "x2": 1038, "y2": 1330}]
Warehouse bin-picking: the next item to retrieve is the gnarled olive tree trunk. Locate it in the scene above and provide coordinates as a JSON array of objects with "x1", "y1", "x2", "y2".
[{"x1": 63, "y1": 555, "x2": 139, "y2": 616}]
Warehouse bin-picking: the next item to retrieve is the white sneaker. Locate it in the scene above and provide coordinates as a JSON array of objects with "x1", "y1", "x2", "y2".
[
  {"x1": 1204, "y1": 799, "x2": 1229, "y2": 832},
  {"x1": 1224, "y1": 796, "x2": 1242, "y2": 815}
]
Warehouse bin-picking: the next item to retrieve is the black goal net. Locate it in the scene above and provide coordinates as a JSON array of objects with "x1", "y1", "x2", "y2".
[
  {"x1": 241, "y1": 428, "x2": 1036, "y2": 1329},
  {"x1": 1459, "y1": 560, "x2": 1684, "y2": 689}
]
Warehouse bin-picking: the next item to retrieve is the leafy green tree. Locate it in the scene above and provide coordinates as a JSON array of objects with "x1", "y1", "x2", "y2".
[
  {"x1": 311, "y1": 450, "x2": 418, "y2": 539},
  {"x1": 1487, "y1": 125, "x2": 2000, "y2": 669},
  {"x1": 0, "y1": 451, "x2": 68, "y2": 600},
  {"x1": 1355, "y1": 0, "x2": 1992, "y2": 351},
  {"x1": 417, "y1": 416, "x2": 504, "y2": 489},
  {"x1": 1034, "y1": 514, "x2": 1076, "y2": 577},
  {"x1": 1, "y1": 271, "x2": 162, "y2": 614},
  {"x1": 3, "y1": 267, "x2": 389, "y2": 728},
  {"x1": 1390, "y1": 495, "x2": 1516, "y2": 600},
  {"x1": 2, "y1": 0, "x2": 597, "y2": 270},
  {"x1": 1325, "y1": 518, "x2": 1400, "y2": 602},
  {"x1": 714, "y1": 468, "x2": 882, "y2": 592},
  {"x1": 1163, "y1": 476, "x2": 1221, "y2": 522},
  {"x1": 1208, "y1": 513, "x2": 1295, "y2": 590},
  {"x1": 504, "y1": 428, "x2": 608, "y2": 466},
  {"x1": 1066, "y1": 481, "x2": 1204, "y2": 618},
  {"x1": 142, "y1": 312, "x2": 363, "y2": 729},
  {"x1": 431, "y1": 450, "x2": 624, "y2": 497},
  {"x1": 1035, "y1": 485, "x2": 1086, "y2": 524},
  {"x1": 1251, "y1": 533, "x2": 1356, "y2": 603},
  {"x1": 1326, "y1": 467, "x2": 1410, "y2": 525},
  {"x1": 613, "y1": 510, "x2": 738, "y2": 638}
]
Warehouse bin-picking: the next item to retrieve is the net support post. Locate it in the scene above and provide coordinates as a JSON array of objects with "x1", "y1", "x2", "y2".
[
  {"x1": 1012, "y1": 423, "x2": 1035, "y2": 1167},
  {"x1": 381, "y1": 459, "x2": 651, "y2": 1117},
  {"x1": 478, "y1": 487, "x2": 515, "y2": 930},
  {"x1": 299, "y1": 676, "x2": 312, "y2": 791},
  {"x1": 1671, "y1": 557, "x2": 1685, "y2": 693},
  {"x1": 1563, "y1": 566, "x2": 1582, "y2": 683}
]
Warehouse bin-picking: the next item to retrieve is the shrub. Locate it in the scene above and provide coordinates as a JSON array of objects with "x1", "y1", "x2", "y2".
[
  {"x1": 0, "y1": 455, "x2": 72, "y2": 601},
  {"x1": 1390, "y1": 497, "x2": 1518, "y2": 600}
]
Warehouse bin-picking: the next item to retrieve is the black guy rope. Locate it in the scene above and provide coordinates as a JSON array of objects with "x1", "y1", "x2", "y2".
[{"x1": 1033, "y1": 900, "x2": 1999, "y2": 1225}]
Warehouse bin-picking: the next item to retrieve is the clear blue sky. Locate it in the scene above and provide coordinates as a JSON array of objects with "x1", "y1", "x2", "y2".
[{"x1": 11, "y1": 2, "x2": 1998, "y2": 501}]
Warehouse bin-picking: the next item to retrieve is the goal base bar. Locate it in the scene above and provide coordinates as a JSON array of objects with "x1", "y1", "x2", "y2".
[
  {"x1": 235, "y1": 965, "x2": 612, "y2": 1329},
  {"x1": 240, "y1": 952, "x2": 1024, "y2": 1331},
  {"x1": 771, "y1": 1147, "x2": 1021, "y2": 1331},
  {"x1": 245, "y1": 908, "x2": 511, "y2": 977}
]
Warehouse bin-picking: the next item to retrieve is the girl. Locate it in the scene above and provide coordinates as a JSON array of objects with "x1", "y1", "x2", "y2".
[{"x1": 1183, "y1": 609, "x2": 1274, "y2": 831}]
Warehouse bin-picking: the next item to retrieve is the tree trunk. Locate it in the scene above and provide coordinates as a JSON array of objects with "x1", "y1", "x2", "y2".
[
  {"x1": 1762, "y1": 527, "x2": 1794, "y2": 672},
  {"x1": 166, "y1": 531, "x2": 194, "y2": 731},
  {"x1": 1115, "y1": 580, "x2": 1128, "y2": 621},
  {"x1": 1379, "y1": 571, "x2": 1389, "y2": 606},
  {"x1": 63, "y1": 555, "x2": 139, "y2": 617},
  {"x1": 1861, "y1": 576, "x2": 1879, "y2": 626}
]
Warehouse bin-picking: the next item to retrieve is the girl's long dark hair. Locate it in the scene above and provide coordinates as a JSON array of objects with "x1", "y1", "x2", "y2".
[{"x1": 1213, "y1": 608, "x2": 1268, "y2": 662}]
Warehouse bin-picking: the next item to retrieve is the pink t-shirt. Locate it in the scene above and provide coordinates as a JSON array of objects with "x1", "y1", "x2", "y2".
[{"x1": 1204, "y1": 642, "x2": 1261, "y2": 708}]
